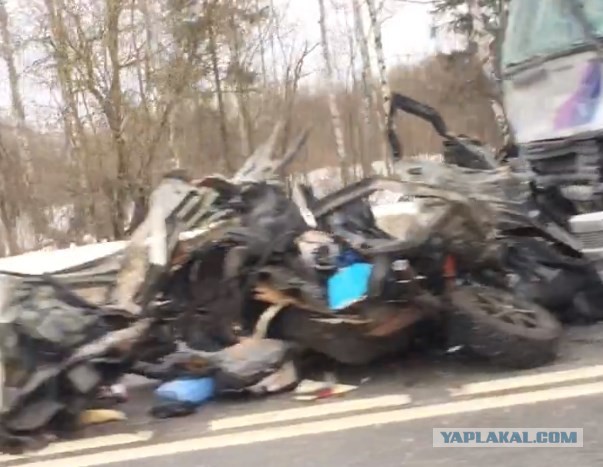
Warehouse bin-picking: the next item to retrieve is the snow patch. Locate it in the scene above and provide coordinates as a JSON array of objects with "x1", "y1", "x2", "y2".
[{"x1": 0, "y1": 241, "x2": 126, "y2": 275}]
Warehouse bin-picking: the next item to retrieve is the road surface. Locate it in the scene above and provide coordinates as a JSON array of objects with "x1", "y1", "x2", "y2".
[{"x1": 4, "y1": 323, "x2": 603, "y2": 467}]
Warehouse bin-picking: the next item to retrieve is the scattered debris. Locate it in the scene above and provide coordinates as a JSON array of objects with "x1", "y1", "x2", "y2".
[
  {"x1": 247, "y1": 361, "x2": 299, "y2": 395},
  {"x1": 150, "y1": 401, "x2": 198, "y2": 419},
  {"x1": 78, "y1": 409, "x2": 127, "y2": 427},
  {"x1": 155, "y1": 377, "x2": 215, "y2": 405},
  {"x1": 293, "y1": 372, "x2": 357, "y2": 401},
  {"x1": 294, "y1": 378, "x2": 358, "y2": 401},
  {"x1": 97, "y1": 384, "x2": 128, "y2": 404},
  {"x1": 150, "y1": 377, "x2": 215, "y2": 419}
]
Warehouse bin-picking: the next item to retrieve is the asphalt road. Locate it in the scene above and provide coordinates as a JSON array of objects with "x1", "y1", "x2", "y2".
[
  {"x1": 6, "y1": 323, "x2": 603, "y2": 467},
  {"x1": 134, "y1": 398, "x2": 603, "y2": 467}
]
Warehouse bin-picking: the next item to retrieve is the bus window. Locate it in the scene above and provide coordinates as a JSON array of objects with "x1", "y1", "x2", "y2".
[{"x1": 503, "y1": 0, "x2": 602, "y2": 71}]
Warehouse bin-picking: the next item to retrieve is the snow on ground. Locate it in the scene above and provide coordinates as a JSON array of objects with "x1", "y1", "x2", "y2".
[
  {"x1": 0, "y1": 241, "x2": 127, "y2": 275},
  {"x1": 372, "y1": 201, "x2": 418, "y2": 216}
]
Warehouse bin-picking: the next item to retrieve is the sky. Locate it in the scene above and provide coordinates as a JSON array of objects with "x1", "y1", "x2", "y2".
[
  {"x1": 281, "y1": 0, "x2": 439, "y2": 87},
  {"x1": 0, "y1": 0, "x2": 442, "y2": 128},
  {"x1": 284, "y1": 0, "x2": 436, "y2": 61}
]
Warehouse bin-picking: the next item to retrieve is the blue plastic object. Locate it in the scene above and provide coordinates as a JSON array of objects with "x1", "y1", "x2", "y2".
[
  {"x1": 327, "y1": 262, "x2": 373, "y2": 311},
  {"x1": 155, "y1": 377, "x2": 215, "y2": 405}
]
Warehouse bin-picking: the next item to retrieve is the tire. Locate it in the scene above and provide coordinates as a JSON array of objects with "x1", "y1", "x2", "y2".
[{"x1": 447, "y1": 284, "x2": 562, "y2": 369}]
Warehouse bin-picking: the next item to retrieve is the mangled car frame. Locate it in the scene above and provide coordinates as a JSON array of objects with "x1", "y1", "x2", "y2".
[{"x1": 2, "y1": 88, "x2": 601, "y2": 453}]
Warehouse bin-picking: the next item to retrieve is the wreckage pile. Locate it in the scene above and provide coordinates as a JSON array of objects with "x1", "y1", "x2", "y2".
[{"x1": 2, "y1": 94, "x2": 603, "y2": 454}]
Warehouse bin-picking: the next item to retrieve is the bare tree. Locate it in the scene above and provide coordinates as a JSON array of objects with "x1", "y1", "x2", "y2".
[
  {"x1": 0, "y1": 133, "x2": 19, "y2": 255},
  {"x1": 0, "y1": 0, "x2": 504, "y2": 255},
  {"x1": 206, "y1": 0, "x2": 234, "y2": 173},
  {"x1": 280, "y1": 41, "x2": 316, "y2": 154},
  {"x1": 0, "y1": 1, "x2": 34, "y2": 180},
  {"x1": 352, "y1": 0, "x2": 388, "y2": 169},
  {"x1": 42, "y1": 0, "x2": 97, "y2": 236},
  {"x1": 365, "y1": 0, "x2": 393, "y2": 167},
  {"x1": 226, "y1": 5, "x2": 254, "y2": 156},
  {"x1": 466, "y1": 0, "x2": 510, "y2": 143},
  {"x1": 318, "y1": 0, "x2": 348, "y2": 179}
]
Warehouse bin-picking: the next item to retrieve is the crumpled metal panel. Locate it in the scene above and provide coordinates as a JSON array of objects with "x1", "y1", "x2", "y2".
[
  {"x1": 520, "y1": 134, "x2": 603, "y2": 212},
  {"x1": 309, "y1": 162, "x2": 537, "y2": 269},
  {"x1": 390, "y1": 159, "x2": 532, "y2": 207},
  {"x1": 108, "y1": 175, "x2": 218, "y2": 315},
  {"x1": 0, "y1": 274, "x2": 108, "y2": 389}
]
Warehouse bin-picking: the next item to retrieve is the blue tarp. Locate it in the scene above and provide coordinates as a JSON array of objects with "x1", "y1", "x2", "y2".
[
  {"x1": 155, "y1": 377, "x2": 215, "y2": 405},
  {"x1": 327, "y1": 262, "x2": 373, "y2": 311}
]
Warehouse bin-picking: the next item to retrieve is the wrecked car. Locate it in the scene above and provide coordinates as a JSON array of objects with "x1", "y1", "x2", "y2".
[
  {"x1": 158, "y1": 130, "x2": 562, "y2": 370},
  {"x1": 385, "y1": 91, "x2": 603, "y2": 324},
  {"x1": 2, "y1": 75, "x2": 595, "y2": 451},
  {"x1": 292, "y1": 170, "x2": 561, "y2": 369},
  {"x1": 0, "y1": 171, "x2": 215, "y2": 452},
  {"x1": 0, "y1": 127, "x2": 309, "y2": 452}
]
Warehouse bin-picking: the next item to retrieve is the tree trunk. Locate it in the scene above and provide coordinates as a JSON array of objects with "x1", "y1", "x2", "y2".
[
  {"x1": 105, "y1": 0, "x2": 128, "y2": 239},
  {"x1": 44, "y1": 0, "x2": 97, "y2": 237},
  {"x1": 228, "y1": 10, "x2": 254, "y2": 156},
  {"x1": 281, "y1": 43, "x2": 311, "y2": 156},
  {"x1": 364, "y1": 0, "x2": 393, "y2": 169},
  {"x1": 318, "y1": 0, "x2": 348, "y2": 182},
  {"x1": 140, "y1": 0, "x2": 158, "y2": 108},
  {"x1": 256, "y1": 0, "x2": 268, "y2": 88},
  {"x1": 0, "y1": 0, "x2": 52, "y2": 248},
  {"x1": 0, "y1": 198, "x2": 17, "y2": 255},
  {"x1": 0, "y1": 0, "x2": 33, "y2": 180},
  {"x1": 353, "y1": 0, "x2": 386, "y2": 171},
  {"x1": 207, "y1": 0, "x2": 234, "y2": 174},
  {"x1": 0, "y1": 133, "x2": 20, "y2": 254},
  {"x1": 466, "y1": 0, "x2": 510, "y2": 144},
  {"x1": 168, "y1": 102, "x2": 181, "y2": 169}
]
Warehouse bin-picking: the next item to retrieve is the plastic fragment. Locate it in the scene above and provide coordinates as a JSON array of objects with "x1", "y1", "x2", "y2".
[
  {"x1": 294, "y1": 377, "x2": 357, "y2": 401},
  {"x1": 155, "y1": 377, "x2": 215, "y2": 405},
  {"x1": 78, "y1": 409, "x2": 127, "y2": 427}
]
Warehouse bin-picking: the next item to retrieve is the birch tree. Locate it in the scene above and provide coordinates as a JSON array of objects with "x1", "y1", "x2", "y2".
[
  {"x1": 352, "y1": 0, "x2": 388, "y2": 169},
  {"x1": 465, "y1": 0, "x2": 510, "y2": 143},
  {"x1": 433, "y1": 0, "x2": 511, "y2": 143},
  {"x1": 317, "y1": 0, "x2": 348, "y2": 180},
  {"x1": 365, "y1": 0, "x2": 394, "y2": 166}
]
